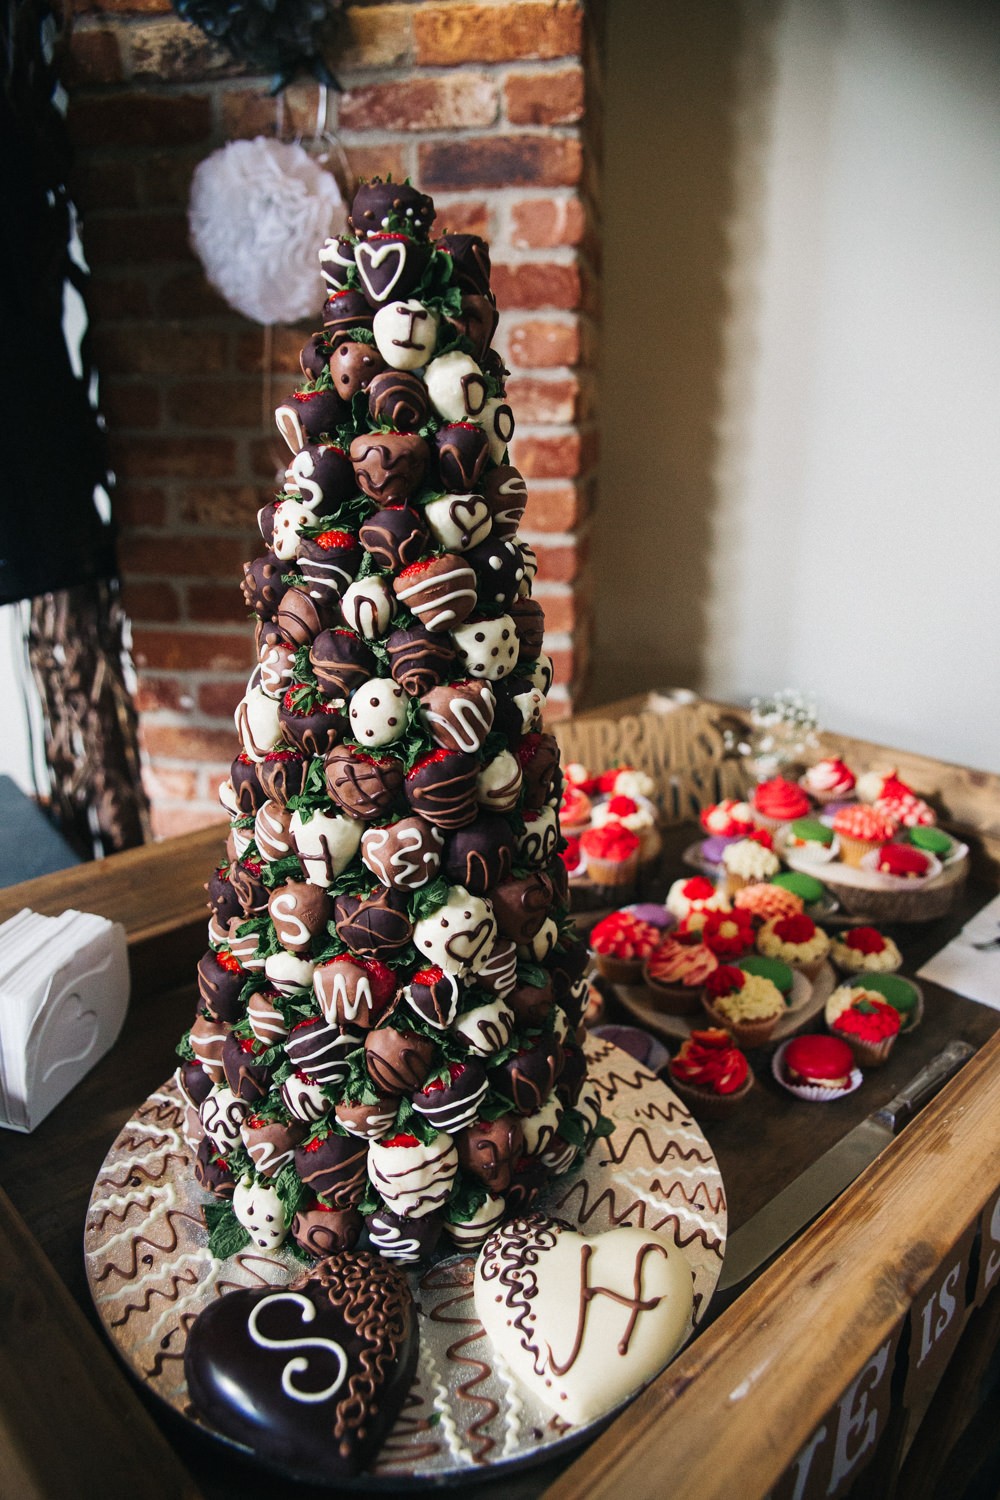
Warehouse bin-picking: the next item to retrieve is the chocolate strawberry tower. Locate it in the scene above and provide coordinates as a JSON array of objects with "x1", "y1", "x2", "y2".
[{"x1": 175, "y1": 177, "x2": 602, "y2": 1266}]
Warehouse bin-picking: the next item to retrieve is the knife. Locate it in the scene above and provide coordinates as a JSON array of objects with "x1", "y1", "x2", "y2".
[{"x1": 708, "y1": 1040, "x2": 975, "y2": 1314}]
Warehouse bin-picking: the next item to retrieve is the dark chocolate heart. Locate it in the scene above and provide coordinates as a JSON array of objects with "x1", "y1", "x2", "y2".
[{"x1": 184, "y1": 1253, "x2": 417, "y2": 1477}]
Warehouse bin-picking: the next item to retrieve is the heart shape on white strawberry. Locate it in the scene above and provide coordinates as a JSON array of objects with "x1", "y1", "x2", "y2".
[
  {"x1": 184, "y1": 1252, "x2": 417, "y2": 1477},
  {"x1": 474, "y1": 1214, "x2": 693, "y2": 1425}
]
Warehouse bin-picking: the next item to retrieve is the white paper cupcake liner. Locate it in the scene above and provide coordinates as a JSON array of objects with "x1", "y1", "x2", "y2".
[{"x1": 771, "y1": 1039, "x2": 863, "y2": 1102}]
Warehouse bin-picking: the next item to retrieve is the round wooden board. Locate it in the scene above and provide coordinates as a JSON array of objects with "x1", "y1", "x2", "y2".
[{"x1": 614, "y1": 962, "x2": 837, "y2": 1046}]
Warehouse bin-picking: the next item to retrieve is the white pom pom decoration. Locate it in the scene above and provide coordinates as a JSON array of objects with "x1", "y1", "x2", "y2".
[{"x1": 189, "y1": 138, "x2": 345, "y2": 325}]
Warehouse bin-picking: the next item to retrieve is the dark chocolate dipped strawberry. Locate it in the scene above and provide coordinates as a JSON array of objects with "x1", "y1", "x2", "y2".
[
  {"x1": 455, "y1": 1114, "x2": 524, "y2": 1192},
  {"x1": 275, "y1": 585, "x2": 334, "y2": 648},
  {"x1": 324, "y1": 745, "x2": 403, "y2": 821},
  {"x1": 481, "y1": 464, "x2": 528, "y2": 539},
  {"x1": 299, "y1": 331, "x2": 332, "y2": 380},
  {"x1": 221, "y1": 1032, "x2": 272, "y2": 1104},
  {"x1": 516, "y1": 731, "x2": 560, "y2": 810},
  {"x1": 314, "y1": 954, "x2": 398, "y2": 1031},
  {"x1": 494, "y1": 1038, "x2": 562, "y2": 1116},
  {"x1": 241, "y1": 552, "x2": 289, "y2": 621},
  {"x1": 285, "y1": 1017, "x2": 359, "y2": 1090},
  {"x1": 206, "y1": 863, "x2": 242, "y2": 926},
  {"x1": 359, "y1": 505, "x2": 428, "y2": 574},
  {"x1": 178, "y1": 1057, "x2": 213, "y2": 1109},
  {"x1": 465, "y1": 535, "x2": 525, "y2": 611},
  {"x1": 405, "y1": 748, "x2": 479, "y2": 830},
  {"x1": 366, "y1": 367, "x2": 430, "y2": 431},
  {"x1": 490, "y1": 871, "x2": 554, "y2": 944},
  {"x1": 386, "y1": 624, "x2": 457, "y2": 697},
  {"x1": 392, "y1": 554, "x2": 478, "y2": 633},
  {"x1": 555, "y1": 1041, "x2": 587, "y2": 1107},
  {"x1": 285, "y1": 441, "x2": 356, "y2": 512},
  {"x1": 411, "y1": 1060, "x2": 488, "y2": 1134},
  {"x1": 197, "y1": 947, "x2": 245, "y2": 1023},
  {"x1": 366, "y1": 1206, "x2": 443, "y2": 1264},
  {"x1": 229, "y1": 854, "x2": 270, "y2": 916},
  {"x1": 294, "y1": 1131, "x2": 369, "y2": 1207},
  {"x1": 445, "y1": 293, "x2": 498, "y2": 362},
  {"x1": 183, "y1": 1252, "x2": 418, "y2": 1478},
  {"x1": 291, "y1": 1202, "x2": 363, "y2": 1258},
  {"x1": 278, "y1": 685, "x2": 345, "y2": 758},
  {"x1": 297, "y1": 529, "x2": 360, "y2": 606},
  {"x1": 364, "y1": 1025, "x2": 435, "y2": 1096},
  {"x1": 327, "y1": 337, "x2": 385, "y2": 399},
  {"x1": 322, "y1": 287, "x2": 375, "y2": 341},
  {"x1": 404, "y1": 964, "x2": 461, "y2": 1030},
  {"x1": 349, "y1": 431, "x2": 428, "y2": 503},
  {"x1": 507, "y1": 977, "x2": 556, "y2": 1029},
  {"x1": 257, "y1": 500, "x2": 278, "y2": 546},
  {"x1": 240, "y1": 1115, "x2": 305, "y2": 1177},
  {"x1": 504, "y1": 1153, "x2": 548, "y2": 1214},
  {"x1": 275, "y1": 387, "x2": 348, "y2": 453},
  {"x1": 310, "y1": 626, "x2": 376, "y2": 698},
  {"x1": 509, "y1": 595, "x2": 545, "y2": 662},
  {"x1": 435, "y1": 232, "x2": 492, "y2": 296},
  {"x1": 444, "y1": 814, "x2": 516, "y2": 896},
  {"x1": 257, "y1": 747, "x2": 308, "y2": 807},
  {"x1": 350, "y1": 177, "x2": 436, "y2": 241},
  {"x1": 475, "y1": 936, "x2": 518, "y2": 998},
  {"x1": 545, "y1": 932, "x2": 590, "y2": 998},
  {"x1": 434, "y1": 421, "x2": 490, "y2": 493},
  {"x1": 194, "y1": 1137, "x2": 236, "y2": 1199},
  {"x1": 333, "y1": 885, "x2": 413, "y2": 960},
  {"x1": 355, "y1": 232, "x2": 430, "y2": 308},
  {"x1": 319, "y1": 234, "x2": 357, "y2": 292}
]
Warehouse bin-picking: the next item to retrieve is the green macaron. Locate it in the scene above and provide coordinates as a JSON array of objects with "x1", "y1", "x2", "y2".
[
  {"x1": 738, "y1": 954, "x2": 794, "y2": 998},
  {"x1": 771, "y1": 871, "x2": 826, "y2": 907},
  {"x1": 788, "y1": 818, "x2": 834, "y2": 847},
  {"x1": 907, "y1": 826, "x2": 953, "y2": 858},
  {"x1": 861, "y1": 973, "x2": 921, "y2": 1029}
]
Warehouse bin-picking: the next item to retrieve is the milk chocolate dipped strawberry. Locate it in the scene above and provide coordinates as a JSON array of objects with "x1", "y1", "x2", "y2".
[
  {"x1": 222, "y1": 1033, "x2": 273, "y2": 1104},
  {"x1": 322, "y1": 287, "x2": 374, "y2": 340},
  {"x1": 420, "y1": 679, "x2": 495, "y2": 753},
  {"x1": 258, "y1": 635, "x2": 296, "y2": 699},
  {"x1": 335, "y1": 1094, "x2": 398, "y2": 1140},
  {"x1": 350, "y1": 431, "x2": 428, "y2": 503},
  {"x1": 359, "y1": 505, "x2": 429, "y2": 572},
  {"x1": 284, "y1": 442, "x2": 355, "y2": 513},
  {"x1": 327, "y1": 337, "x2": 385, "y2": 399},
  {"x1": 275, "y1": 586, "x2": 329, "y2": 647},
  {"x1": 267, "y1": 881, "x2": 332, "y2": 955},
  {"x1": 361, "y1": 816, "x2": 444, "y2": 890},
  {"x1": 197, "y1": 948, "x2": 245, "y2": 1022},
  {"x1": 405, "y1": 748, "x2": 479, "y2": 829},
  {"x1": 333, "y1": 885, "x2": 413, "y2": 960},
  {"x1": 207, "y1": 864, "x2": 242, "y2": 925},
  {"x1": 310, "y1": 627, "x2": 376, "y2": 698},
  {"x1": 481, "y1": 465, "x2": 528, "y2": 538},
  {"x1": 456, "y1": 1114, "x2": 523, "y2": 1192},
  {"x1": 444, "y1": 815, "x2": 516, "y2": 896},
  {"x1": 313, "y1": 954, "x2": 397, "y2": 1030},
  {"x1": 356, "y1": 233, "x2": 430, "y2": 307},
  {"x1": 229, "y1": 855, "x2": 269, "y2": 915},
  {"x1": 364, "y1": 1025, "x2": 435, "y2": 1096},
  {"x1": 387, "y1": 625, "x2": 457, "y2": 696},
  {"x1": 246, "y1": 988, "x2": 289, "y2": 1047},
  {"x1": 434, "y1": 422, "x2": 490, "y2": 492},
  {"x1": 350, "y1": 178, "x2": 436, "y2": 240},
  {"x1": 278, "y1": 686, "x2": 344, "y2": 758},
  {"x1": 242, "y1": 553, "x2": 289, "y2": 621},
  {"x1": 189, "y1": 1012, "x2": 230, "y2": 1082},
  {"x1": 366, "y1": 368, "x2": 430, "y2": 430},
  {"x1": 294, "y1": 1131, "x2": 369, "y2": 1207},
  {"x1": 291, "y1": 1202, "x2": 363, "y2": 1258},
  {"x1": 297, "y1": 530, "x2": 360, "y2": 605},
  {"x1": 324, "y1": 745, "x2": 403, "y2": 821},
  {"x1": 393, "y1": 554, "x2": 478, "y2": 632}
]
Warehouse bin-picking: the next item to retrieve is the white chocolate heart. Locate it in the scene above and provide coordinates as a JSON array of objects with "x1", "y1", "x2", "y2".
[{"x1": 475, "y1": 1216, "x2": 693, "y2": 1425}]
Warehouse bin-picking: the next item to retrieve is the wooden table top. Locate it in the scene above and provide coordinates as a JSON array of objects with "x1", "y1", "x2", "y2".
[{"x1": 1, "y1": 818, "x2": 997, "y2": 1498}]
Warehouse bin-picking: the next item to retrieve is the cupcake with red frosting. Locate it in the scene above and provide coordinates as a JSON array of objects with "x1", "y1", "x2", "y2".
[
  {"x1": 642, "y1": 936, "x2": 719, "y2": 1015},
  {"x1": 752, "y1": 775, "x2": 811, "y2": 831},
  {"x1": 830, "y1": 926, "x2": 902, "y2": 975},
  {"x1": 775, "y1": 1034, "x2": 860, "y2": 1101},
  {"x1": 589, "y1": 909, "x2": 663, "y2": 984},
  {"x1": 825, "y1": 985, "x2": 901, "y2": 1067},
  {"x1": 800, "y1": 757, "x2": 856, "y2": 805},
  {"x1": 681, "y1": 906, "x2": 756, "y2": 960},
  {"x1": 702, "y1": 964, "x2": 784, "y2": 1047},
  {"x1": 559, "y1": 781, "x2": 593, "y2": 832},
  {"x1": 590, "y1": 793, "x2": 662, "y2": 864},
  {"x1": 665, "y1": 874, "x2": 730, "y2": 922},
  {"x1": 579, "y1": 820, "x2": 640, "y2": 890},
  {"x1": 756, "y1": 913, "x2": 831, "y2": 981},
  {"x1": 668, "y1": 1028, "x2": 753, "y2": 1116},
  {"x1": 872, "y1": 773, "x2": 937, "y2": 829},
  {"x1": 832, "y1": 805, "x2": 897, "y2": 868}
]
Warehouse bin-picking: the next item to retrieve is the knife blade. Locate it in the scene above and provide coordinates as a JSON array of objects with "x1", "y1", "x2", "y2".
[{"x1": 710, "y1": 1040, "x2": 975, "y2": 1310}]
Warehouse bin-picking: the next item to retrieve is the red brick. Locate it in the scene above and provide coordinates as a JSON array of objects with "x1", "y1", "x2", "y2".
[
  {"x1": 220, "y1": 82, "x2": 316, "y2": 142},
  {"x1": 132, "y1": 628, "x2": 252, "y2": 673},
  {"x1": 507, "y1": 317, "x2": 579, "y2": 368},
  {"x1": 431, "y1": 198, "x2": 489, "y2": 237},
  {"x1": 114, "y1": 435, "x2": 237, "y2": 480},
  {"x1": 65, "y1": 27, "x2": 123, "y2": 84},
  {"x1": 87, "y1": 275, "x2": 153, "y2": 321},
  {"x1": 198, "y1": 678, "x2": 245, "y2": 718},
  {"x1": 95, "y1": 327, "x2": 229, "y2": 375},
  {"x1": 82, "y1": 209, "x2": 192, "y2": 266},
  {"x1": 151, "y1": 804, "x2": 228, "y2": 839},
  {"x1": 533, "y1": 540, "x2": 582, "y2": 584},
  {"x1": 142, "y1": 763, "x2": 198, "y2": 801},
  {"x1": 504, "y1": 67, "x2": 584, "y2": 126},
  {"x1": 129, "y1": 18, "x2": 237, "y2": 81},
  {"x1": 343, "y1": 144, "x2": 411, "y2": 193},
  {"x1": 134, "y1": 673, "x2": 188, "y2": 712},
  {"x1": 186, "y1": 583, "x2": 248, "y2": 626},
  {"x1": 505, "y1": 375, "x2": 576, "y2": 424},
  {"x1": 72, "y1": 0, "x2": 172, "y2": 13},
  {"x1": 534, "y1": 588, "x2": 575, "y2": 633},
  {"x1": 120, "y1": 532, "x2": 250, "y2": 579},
  {"x1": 543, "y1": 694, "x2": 572, "y2": 722},
  {"x1": 178, "y1": 485, "x2": 265, "y2": 530},
  {"x1": 136, "y1": 150, "x2": 199, "y2": 208},
  {"x1": 339, "y1": 74, "x2": 497, "y2": 134},
  {"x1": 250, "y1": 439, "x2": 287, "y2": 483},
  {"x1": 120, "y1": 579, "x2": 180, "y2": 624},
  {"x1": 155, "y1": 270, "x2": 232, "y2": 319},
  {"x1": 69, "y1": 156, "x2": 140, "y2": 212},
  {"x1": 546, "y1": 646, "x2": 578, "y2": 686},
  {"x1": 491, "y1": 260, "x2": 580, "y2": 311},
  {"x1": 415, "y1": 3, "x2": 582, "y2": 65},
  {"x1": 340, "y1": 4, "x2": 414, "y2": 68},
  {"x1": 111, "y1": 483, "x2": 167, "y2": 528},
  {"x1": 419, "y1": 135, "x2": 581, "y2": 191},
  {"x1": 511, "y1": 431, "x2": 580, "y2": 479},
  {"x1": 68, "y1": 92, "x2": 212, "y2": 149},
  {"x1": 511, "y1": 195, "x2": 584, "y2": 249},
  {"x1": 167, "y1": 380, "x2": 264, "y2": 429},
  {"x1": 101, "y1": 381, "x2": 162, "y2": 429},
  {"x1": 236, "y1": 328, "x2": 305, "y2": 375},
  {"x1": 522, "y1": 482, "x2": 581, "y2": 532},
  {"x1": 142, "y1": 723, "x2": 238, "y2": 761}
]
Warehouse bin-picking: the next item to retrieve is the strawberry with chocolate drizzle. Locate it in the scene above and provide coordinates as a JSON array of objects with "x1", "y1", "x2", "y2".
[
  {"x1": 411, "y1": 1060, "x2": 488, "y2": 1133},
  {"x1": 277, "y1": 683, "x2": 345, "y2": 758},
  {"x1": 222, "y1": 1032, "x2": 273, "y2": 1104},
  {"x1": 516, "y1": 731, "x2": 560, "y2": 810},
  {"x1": 297, "y1": 528, "x2": 360, "y2": 606},
  {"x1": 258, "y1": 747, "x2": 308, "y2": 806}
]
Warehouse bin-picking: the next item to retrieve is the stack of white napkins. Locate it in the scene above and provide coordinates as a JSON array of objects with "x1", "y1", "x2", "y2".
[
  {"x1": 918, "y1": 891, "x2": 1000, "y2": 1012},
  {"x1": 0, "y1": 908, "x2": 129, "y2": 1133}
]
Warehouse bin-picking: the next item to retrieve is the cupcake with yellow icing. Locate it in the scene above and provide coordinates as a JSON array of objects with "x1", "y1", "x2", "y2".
[
  {"x1": 702, "y1": 964, "x2": 784, "y2": 1047},
  {"x1": 756, "y1": 913, "x2": 831, "y2": 981},
  {"x1": 643, "y1": 936, "x2": 719, "y2": 1016},
  {"x1": 830, "y1": 926, "x2": 903, "y2": 976}
]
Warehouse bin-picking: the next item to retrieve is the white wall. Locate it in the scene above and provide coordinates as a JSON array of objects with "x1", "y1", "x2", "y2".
[{"x1": 593, "y1": 0, "x2": 1000, "y2": 774}]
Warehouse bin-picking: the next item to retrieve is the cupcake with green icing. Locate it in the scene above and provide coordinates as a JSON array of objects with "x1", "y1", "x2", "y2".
[{"x1": 781, "y1": 818, "x2": 837, "y2": 864}]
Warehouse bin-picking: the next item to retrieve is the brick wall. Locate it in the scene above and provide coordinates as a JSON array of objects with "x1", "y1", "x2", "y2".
[{"x1": 63, "y1": 0, "x2": 602, "y2": 838}]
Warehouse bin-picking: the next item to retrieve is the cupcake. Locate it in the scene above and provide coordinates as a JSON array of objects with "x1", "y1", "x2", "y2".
[
  {"x1": 559, "y1": 782, "x2": 593, "y2": 832},
  {"x1": 825, "y1": 985, "x2": 901, "y2": 1067},
  {"x1": 831, "y1": 805, "x2": 898, "y2": 868},
  {"x1": 738, "y1": 954, "x2": 795, "y2": 1001},
  {"x1": 700, "y1": 798, "x2": 755, "y2": 840},
  {"x1": 756, "y1": 914, "x2": 830, "y2": 981},
  {"x1": 591, "y1": 793, "x2": 662, "y2": 864},
  {"x1": 870, "y1": 772, "x2": 937, "y2": 828},
  {"x1": 589, "y1": 910, "x2": 662, "y2": 985},
  {"x1": 733, "y1": 882, "x2": 805, "y2": 924},
  {"x1": 687, "y1": 906, "x2": 756, "y2": 960},
  {"x1": 867, "y1": 844, "x2": 934, "y2": 881},
  {"x1": 800, "y1": 757, "x2": 856, "y2": 805},
  {"x1": 702, "y1": 966, "x2": 785, "y2": 1047},
  {"x1": 861, "y1": 973, "x2": 923, "y2": 1032},
  {"x1": 830, "y1": 926, "x2": 902, "y2": 976},
  {"x1": 643, "y1": 936, "x2": 719, "y2": 1016},
  {"x1": 720, "y1": 835, "x2": 780, "y2": 896},
  {"x1": 752, "y1": 775, "x2": 812, "y2": 830},
  {"x1": 908, "y1": 825, "x2": 954, "y2": 859},
  {"x1": 665, "y1": 875, "x2": 730, "y2": 922},
  {"x1": 777, "y1": 1034, "x2": 859, "y2": 1100},
  {"x1": 579, "y1": 820, "x2": 640, "y2": 889},
  {"x1": 668, "y1": 1028, "x2": 753, "y2": 1117},
  {"x1": 782, "y1": 818, "x2": 837, "y2": 863},
  {"x1": 771, "y1": 870, "x2": 827, "y2": 909}
]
